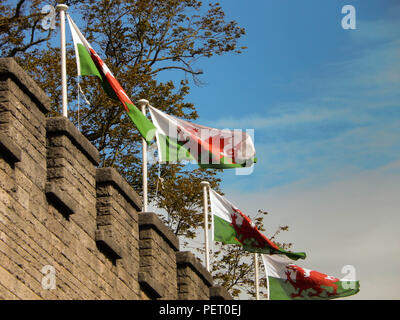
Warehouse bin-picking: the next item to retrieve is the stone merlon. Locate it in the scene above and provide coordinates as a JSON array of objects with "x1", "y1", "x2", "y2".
[
  {"x1": 0, "y1": 58, "x2": 51, "y2": 114},
  {"x1": 46, "y1": 117, "x2": 100, "y2": 166},
  {"x1": 96, "y1": 167, "x2": 142, "y2": 211}
]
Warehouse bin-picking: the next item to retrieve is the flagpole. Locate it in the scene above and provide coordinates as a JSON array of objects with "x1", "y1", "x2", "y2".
[
  {"x1": 255, "y1": 253, "x2": 260, "y2": 300},
  {"x1": 137, "y1": 99, "x2": 149, "y2": 212},
  {"x1": 265, "y1": 258, "x2": 270, "y2": 301},
  {"x1": 200, "y1": 181, "x2": 210, "y2": 272},
  {"x1": 56, "y1": 4, "x2": 68, "y2": 118}
]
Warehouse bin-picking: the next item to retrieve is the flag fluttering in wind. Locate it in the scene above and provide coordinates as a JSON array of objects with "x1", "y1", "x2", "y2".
[
  {"x1": 209, "y1": 189, "x2": 306, "y2": 260},
  {"x1": 262, "y1": 254, "x2": 360, "y2": 300},
  {"x1": 67, "y1": 14, "x2": 155, "y2": 143},
  {"x1": 148, "y1": 106, "x2": 256, "y2": 169}
]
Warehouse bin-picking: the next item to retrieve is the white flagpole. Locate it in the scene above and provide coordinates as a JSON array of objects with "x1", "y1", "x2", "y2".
[
  {"x1": 56, "y1": 4, "x2": 69, "y2": 118},
  {"x1": 200, "y1": 181, "x2": 210, "y2": 272},
  {"x1": 266, "y1": 260, "x2": 270, "y2": 300},
  {"x1": 137, "y1": 99, "x2": 149, "y2": 212},
  {"x1": 255, "y1": 253, "x2": 260, "y2": 300},
  {"x1": 210, "y1": 187, "x2": 214, "y2": 269}
]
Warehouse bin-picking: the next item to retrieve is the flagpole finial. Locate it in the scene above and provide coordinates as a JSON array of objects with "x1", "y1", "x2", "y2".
[
  {"x1": 137, "y1": 99, "x2": 149, "y2": 107},
  {"x1": 56, "y1": 4, "x2": 69, "y2": 11},
  {"x1": 200, "y1": 181, "x2": 210, "y2": 188}
]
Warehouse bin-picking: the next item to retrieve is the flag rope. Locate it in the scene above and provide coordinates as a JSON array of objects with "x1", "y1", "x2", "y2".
[
  {"x1": 155, "y1": 162, "x2": 163, "y2": 199},
  {"x1": 77, "y1": 76, "x2": 80, "y2": 131}
]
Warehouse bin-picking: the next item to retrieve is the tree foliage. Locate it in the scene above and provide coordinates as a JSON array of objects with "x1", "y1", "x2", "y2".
[
  {"x1": 0, "y1": 0, "x2": 245, "y2": 223},
  {"x1": 0, "y1": 0, "x2": 52, "y2": 56},
  {"x1": 152, "y1": 164, "x2": 221, "y2": 244}
]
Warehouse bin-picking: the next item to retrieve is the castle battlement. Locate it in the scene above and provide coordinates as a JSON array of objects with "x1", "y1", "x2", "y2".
[{"x1": 0, "y1": 58, "x2": 231, "y2": 300}]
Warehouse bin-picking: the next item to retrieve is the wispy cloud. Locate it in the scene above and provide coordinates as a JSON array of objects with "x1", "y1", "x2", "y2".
[
  {"x1": 218, "y1": 18, "x2": 400, "y2": 190},
  {"x1": 223, "y1": 159, "x2": 400, "y2": 299}
]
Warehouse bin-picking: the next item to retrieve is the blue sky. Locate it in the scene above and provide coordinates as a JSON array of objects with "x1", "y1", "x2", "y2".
[
  {"x1": 180, "y1": 0, "x2": 400, "y2": 192},
  {"x1": 165, "y1": 0, "x2": 400, "y2": 299}
]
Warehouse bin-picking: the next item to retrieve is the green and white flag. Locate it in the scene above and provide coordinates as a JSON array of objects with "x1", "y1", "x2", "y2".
[
  {"x1": 67, "y1": 14, "x2": 155, "y2": 143},
  {"x1": 209, "y1": 189, "x2": 306, "y2": 260},
  {"x1": 261, "y1": 254, "x2": 360, "y2": 300},
  {"x1": 148, "y1": 106, "x2": 256, "y2": 169}
]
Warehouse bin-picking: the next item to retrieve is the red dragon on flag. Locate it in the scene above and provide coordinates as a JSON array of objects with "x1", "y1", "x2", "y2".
[
  {"x1": 284, "y1": 265, "x2": 340, "y2": 298},
  {"x1": 229, "y1": 207, "x2": 306, "y2": 260},
  {"x1": 261, "y1": 254, "x2": 360, "y2": 300}
]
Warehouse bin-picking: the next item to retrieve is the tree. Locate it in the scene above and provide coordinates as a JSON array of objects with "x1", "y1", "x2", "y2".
[
  {"x1": 0, "y1": 0, "x2": 53, "y2": 57},
  {"x1": 150, "y1": 163, "x2": 222, "y2": 245},
  {"x1": 1, "y1": 0, "x2": 245, "y2": 223}
]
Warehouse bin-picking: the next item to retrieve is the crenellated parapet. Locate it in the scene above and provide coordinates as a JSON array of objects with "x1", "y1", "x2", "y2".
[{"x1": 0, "y1": 57, "x2": 232, "y2": 301}]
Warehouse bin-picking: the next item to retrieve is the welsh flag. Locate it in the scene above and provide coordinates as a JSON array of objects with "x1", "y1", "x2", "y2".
[
  {"x1": 261, "y1": 254, "x2": 360, "y2": 300},
  {"x1": 209, "y1": 189, "x2": 306, "y2": 260},
  {"x1": 67, "y1": 14, "x2": 155, "y2": 143},
  {"x1": 148, "y1": 106, "x2": 256, "y2": 169}
]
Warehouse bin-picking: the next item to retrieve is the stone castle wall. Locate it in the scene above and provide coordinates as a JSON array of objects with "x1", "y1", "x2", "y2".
[{"x1": 0, "y1": 58, "x2": 231, "y2": 300}]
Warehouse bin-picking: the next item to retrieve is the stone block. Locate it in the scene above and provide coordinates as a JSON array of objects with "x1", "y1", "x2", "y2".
[
  {"x1": 210, "y1": 286, "x2": 233, "y2": 300},
  {"x1": 45, "y1": 182, "x2": 77, "y2": 216},
  {"x1": 0, "y1": 133, "x2": 21, "y2": 163},
  {"x1": 95, "y1": 229, "x2": 123, "y2": 261},
  {"x1": 0, "y1": 58, "x2": 51, "y2": 114}
]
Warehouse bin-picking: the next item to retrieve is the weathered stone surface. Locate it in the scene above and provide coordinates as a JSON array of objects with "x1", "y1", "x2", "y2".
[
  {"x1": 139, "y1": 213, "x2": 179, "y2": 300},
  {"x1": 45, "y1": 182, "x2": 77, "y2": 216},
  {"x1": 0, "y1": 58, "x2": 51, "y2": 114},
  {"x1": 210, "y1": 286, "x2": 233, "y2": 300},
  {"x1": 95, "y1": 229, "x2": 123, "y2": 261},
  {"x1": 139, "y1": 212, "x2": 179, "y2": 251},
  {"x1": 176, "y1": 251, "x2": 214, "y2": 300},
  {"x1": 0, "y1": 133, "x2": 21, "y2": 163},
  {"x1": 138, "y1": 271, "x2": 164, "y2": 299},
  {"x1": 176, "y1": 251, "x2": 213, "y2": 287},
  {"x1": 96, "y1": 167, "x2": 142, "y2": 211},
  {"x1": 46, "y1": 117, "x2": 100, "y2": 166}
]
